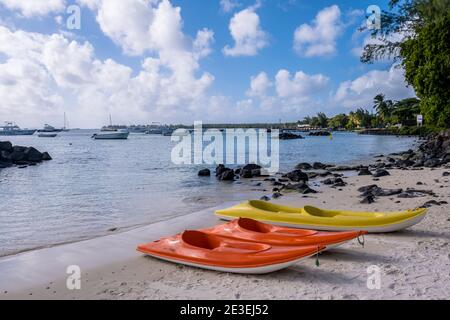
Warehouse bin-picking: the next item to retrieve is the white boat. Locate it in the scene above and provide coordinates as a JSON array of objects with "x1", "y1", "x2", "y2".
[
  {"x1": 38, "y1": 133, "x2": 58, "y2": 138},
  {"x1": 0, "y1": 122, "x2": 36, "y2": 136},
  {"x1": 38, "y1": 124, "x2": 62, "y2": 133},
  {"x1": 92, "y1": 129, "x2": 129, "y2": 140}
]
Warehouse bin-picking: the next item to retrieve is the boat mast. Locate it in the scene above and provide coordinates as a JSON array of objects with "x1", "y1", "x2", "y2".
[{"x1": 109, "y1": 115, "x2": 112, "y2": 127}]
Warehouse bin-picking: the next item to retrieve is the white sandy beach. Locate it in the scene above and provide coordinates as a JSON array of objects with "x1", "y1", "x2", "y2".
[{"x1": 1, "y1": 166, "x2": 450, "y2": 300}]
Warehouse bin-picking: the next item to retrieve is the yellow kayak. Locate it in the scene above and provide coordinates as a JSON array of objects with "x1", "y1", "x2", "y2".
[{"x1": 215, "y1": 200, "x2": 427, "y2": 233}]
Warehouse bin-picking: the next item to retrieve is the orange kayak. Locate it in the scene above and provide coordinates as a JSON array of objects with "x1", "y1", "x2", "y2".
[
  {"x1": 137, "y1": 230, "x2": 324, "y2": 274},
  {"x1": 202, "y1": 218, "x2": 367, "y2": 249}
]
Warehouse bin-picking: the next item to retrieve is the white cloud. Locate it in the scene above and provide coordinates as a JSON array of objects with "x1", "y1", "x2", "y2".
[
  {"x1": 275, "y1": 69, "x2": 329, "y2": 98},
  {"x1": 78, "y1": 0, "x2": 173, "y2": 56},
  {"x1": 0, "y1": 0, "x2": 65, "y2": 17},
  {"x1": 242, "y1": 69, "x2": 330, "y2": 119},
  {"x1": 246, "y1": 72, "x2": 272, "y2": 97},
  {"x1": 193, "y1": 28, "x2": 215, "y2": 59},
  {"x1": 335, "y1": 65, "x2": 416, "y2": 108},
  {"x1": 293, "y1": 5, "x2": 342, "y2": 57},
  {"x1": 220, "y1": 0, "x2": 240, "y2": 13},
  {"x1": 0, "y1": 2, "x2": 216, "y2": 128},
  {"x1": 223, "y1": 6, "x2": 268, "y2": 57},
  {"x1": 78, "y1": 0, "x2": 216, "y2": 59}
]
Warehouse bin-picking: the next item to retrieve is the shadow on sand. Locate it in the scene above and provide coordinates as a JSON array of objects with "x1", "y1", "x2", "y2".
[{"x1": 317, "y1": 248, "x2": 396, "y2": 264}]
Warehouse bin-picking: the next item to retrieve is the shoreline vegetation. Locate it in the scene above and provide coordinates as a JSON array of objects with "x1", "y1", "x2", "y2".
[{"x1": 100, "y1": 94, "x2": 437, "y2": 137}]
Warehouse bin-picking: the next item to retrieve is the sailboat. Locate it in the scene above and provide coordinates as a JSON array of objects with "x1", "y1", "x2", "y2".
[
  {"x1": 93, "y1": 115, "x2": 129, "y2": 140},
  {"x1": 62, "y1": 112, "x2": 70, "y2": 132}
]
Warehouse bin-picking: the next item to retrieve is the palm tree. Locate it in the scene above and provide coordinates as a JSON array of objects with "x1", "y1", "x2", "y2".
[
  {"x1": 373, "y1": 94, "x2": 393, "y2": 125},
  {"x1": 316, "y1": 112, "x2": 328, "y2": 128}
]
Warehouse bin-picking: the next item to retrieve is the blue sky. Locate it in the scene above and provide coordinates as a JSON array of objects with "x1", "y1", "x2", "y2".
[{"x1": 0, "y1": 0, "x2": 414, "y2": 128}]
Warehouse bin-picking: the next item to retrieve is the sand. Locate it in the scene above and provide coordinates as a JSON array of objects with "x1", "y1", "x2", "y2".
[{"x1": 1, "y1": 167, "x2": 450, "y2": 300}]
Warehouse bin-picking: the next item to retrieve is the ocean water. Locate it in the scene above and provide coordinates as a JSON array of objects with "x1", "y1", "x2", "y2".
[{"x1": 0, "y1": 130, "x2": 416, "y2": 256}]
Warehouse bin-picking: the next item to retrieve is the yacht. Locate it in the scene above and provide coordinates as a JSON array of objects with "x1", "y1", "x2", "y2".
[
  {"x1": 92, "y1": 129, "x2": 129, "y2": 140},
  {"x1": 38, "y1": 124, "x2": 62, "y2": 133},
  {"x1": 0, "y1": 122, "x2": 36, "y2": 136}
]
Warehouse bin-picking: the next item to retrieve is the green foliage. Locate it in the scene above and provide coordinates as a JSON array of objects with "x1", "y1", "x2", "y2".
[
  {"x1": 347, "y1": 108, "x2": 374, "y2": 128},
  {"x1": 361, "y1": 0, "x2": 450, "y2": 128},
  {"x1": 328, "y1": 114, "x2": 349, "y2": 129},
  {"x1": 392, "y1": 97, "x2": 420, "y2": 125},
  {"x1": 373, "y1": 94, "x2": 394, "y2": 124},
  {"x1": 401, "y1": 11, "x2": 450, "y2": 127},
  {"x1": 394, "y1": 125, "x2": 441, "y2": 136},
  {"x1": 300, "y1": 113, "x2": 329, "y2": 128},
  {"x1": 316, "y1": 112, "x2": 329, "y2": 128}
]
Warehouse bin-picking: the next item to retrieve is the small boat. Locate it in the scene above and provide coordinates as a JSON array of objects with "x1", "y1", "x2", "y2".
[
  {"x1": 0, "y1": 122, "x2": 36, "y2": 136},
  {"x1": 137, "y1": 230, "x2": 324, "y2": 274},
  {"x1": 38, "y1": 124, "x2": 62, "y2": 133},
  {"x1": 202, "y1": 218, "x2": 367, "y2": 249},
  {"x1": 38, "y1": 133, "x2": 58, "y2": 138},
  {"x1": 92, "y1": 129, "x2": 129, "y2": 140},
  {"x1": 215, "y1": 200, "x2": 428, "y2": 233}
]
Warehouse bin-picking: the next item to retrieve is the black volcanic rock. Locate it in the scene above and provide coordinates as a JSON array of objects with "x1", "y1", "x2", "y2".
[
  {"x1": 309, "y1": 131, "x2": 331, "y2": 136},
  {"x1": 219, "y1": 169, "x2": 235, "y2": 181},
  {"x1": 283, "y1": 169, "x2": 309, "y2": 182},
  {"x1": 358, "y1": 167, "x2": 372, "y2": 176},
  {"x1": 241, "y1": 169, "x2": 253, "y2": 178},
  {"x1": 0, "y1": 141, "x2": 12, "y2": 152},
  {"x1": 24, "y1": 147, "x2": 43, "y2": 162},
  {"x1": 0, "y1": 141, "x2": 52, "y2": 169},
  {"x1": 373, "y1": 169, "x2": 390, "y2": 177},
  {"x1": 215, "y1": 164, "x2": 227, "y2": 176},
  {"x1": 42, "y1": 152, "x2": 52, "y2": 161},
  {"x1": 284, "y1": 181, "x2": 317, "y2": 194},
  {"x1": 312, "y1": 162, "x2": 329, "y2": 170},
  {"x1": 295, "y1": 162, "x2": 312, "y2": 170},
  {"x1": 279, "y1": 132, "x2": 304, "y2": 140},
  {"x1": 243, "y1": 163, "x2": 261, "y2": 171},
  {"x1": 360, "y1": 195, "x2": 375, "y2": 204},
  {"x1": 198, "y1": 168, "x2": 211, "y2": 176}
]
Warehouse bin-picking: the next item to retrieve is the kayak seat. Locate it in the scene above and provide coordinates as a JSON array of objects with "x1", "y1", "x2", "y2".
[
  {"x1": 248, "y1": 200, "x2": 299, "y2": 213},
  {"x1": 303, "y1": 206, "x2": 341, "y2": 217},
  {"x1": 238, "y1": 218, "x2": 274, "y2": 233},
  {"x1": 182, "y1": 230, "x2": 271, "y2": 253},
  {"x1": 182, "y1": 230, "x2": 222, "y2": 250}
]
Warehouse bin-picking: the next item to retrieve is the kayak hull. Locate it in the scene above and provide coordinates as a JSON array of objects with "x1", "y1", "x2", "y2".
[
  {"x1": 215, "y1": 200, "x2": 428, "y2": 233},
  {"x1": 137, "y1": 230, "x2": 324, "y2": 274},
  {"x1": 141, "y1": 251, "x2": 318, "y2": 274},
  {"x1": 215, "y1": 212, "x2": 426, "y2": 233}
]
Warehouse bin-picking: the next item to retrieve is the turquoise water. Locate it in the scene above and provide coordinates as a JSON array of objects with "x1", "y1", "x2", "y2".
[{"x1": 0, "y1": 130, "x2": 416, "y2": 256}]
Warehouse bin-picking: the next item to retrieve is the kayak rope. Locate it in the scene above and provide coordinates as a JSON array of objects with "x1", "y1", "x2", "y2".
[
  {"x1": 357, "y1": 234, "x2": 365, "y2": 248},
  {"x1": 315, "y1": 247, "x2": 320, "y2": 267}
]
